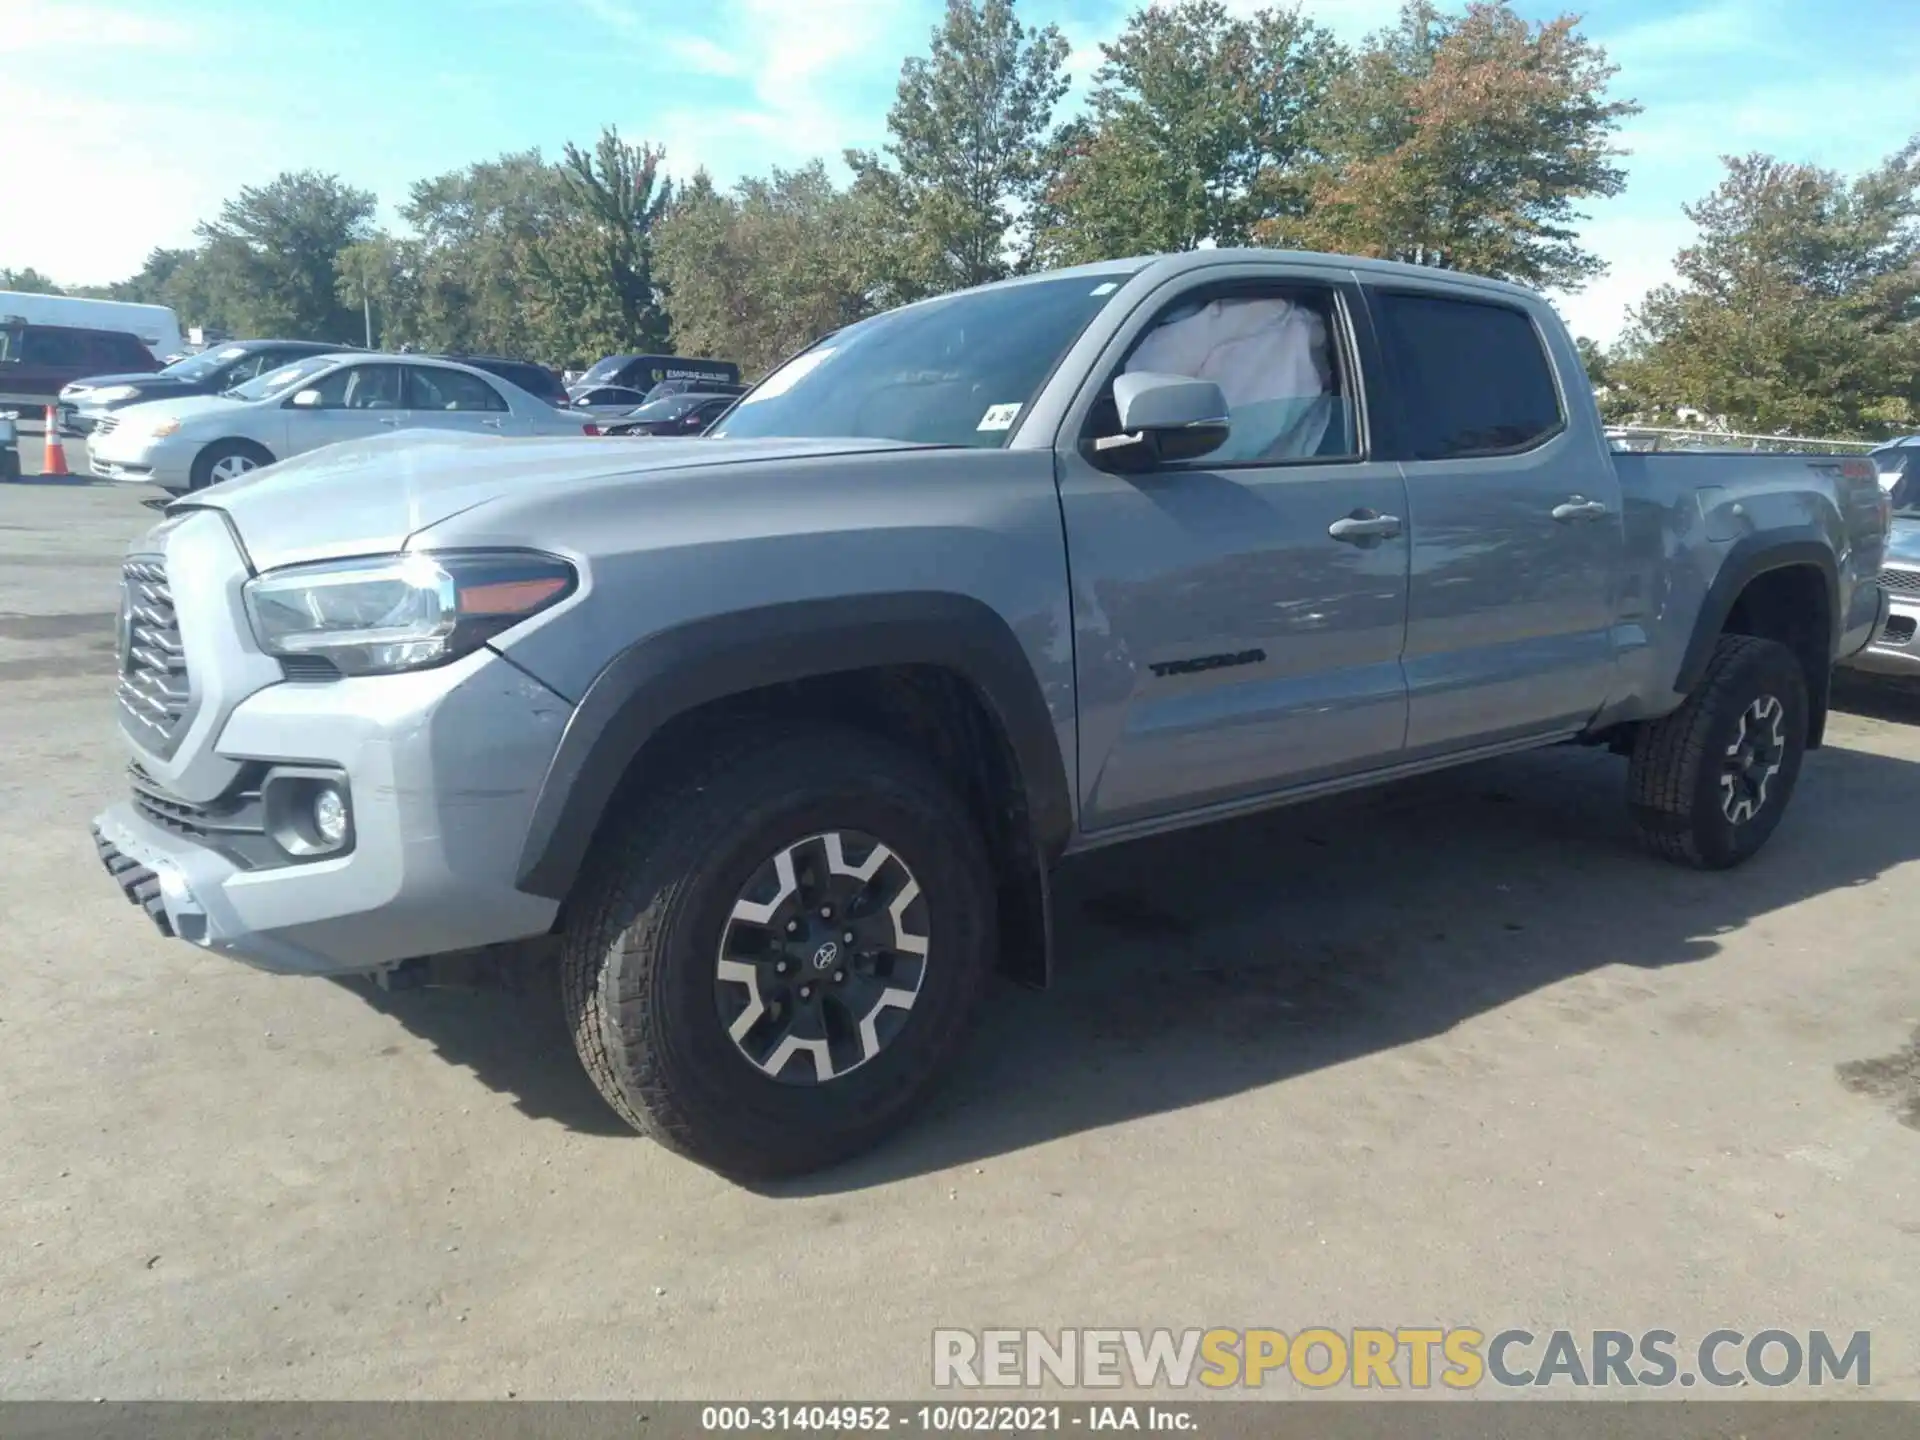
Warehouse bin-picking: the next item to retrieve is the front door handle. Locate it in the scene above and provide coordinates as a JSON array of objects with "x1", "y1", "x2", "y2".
[
  {"x1": 1551, "y1": 497, "x2": 1609, "y2": 522},
  {"x1": 481, "y1": 418, "x2": 504, "y2": 430},
  {"x1": 377, "y1": 416, "x2": 402, "y2": 426},
  {"x1": 1327, "y1": 509, "x2": 1403, "y2": 544}
]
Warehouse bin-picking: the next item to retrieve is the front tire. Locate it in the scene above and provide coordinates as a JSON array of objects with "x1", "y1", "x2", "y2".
[
  {"x1": 562, "y1": 724, "x2": 996, "y2": 1179},
  {"x1": 1628, "y1": 634, "x2": 1809, "y2": 869},
  {"x1": 188, "y1": 439, "x2": 273, "y2": 491}
]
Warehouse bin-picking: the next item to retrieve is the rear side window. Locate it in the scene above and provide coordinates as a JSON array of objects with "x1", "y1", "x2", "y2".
[
  {"x1": 1371, "y1": 291, "x2": 1563, "y2": 460},
  {"x1": 102, "y1": 332, "x2": 154, "y2": 369},
  {"x1": 409, "y1": 366, "x2": 508, "y2": 412}
]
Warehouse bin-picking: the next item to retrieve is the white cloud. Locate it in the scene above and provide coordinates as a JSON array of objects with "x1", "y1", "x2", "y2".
[
  {"x1": 0, "y1": 0, "x2": 194, "y2": 53},
  {"x1": 649, "y1": 0, "x2": 914, "y2": 185},
  {"x1": 1547, "y1": 214, "x2": 1696, "y2": 345},
  {"x1": 664, "y1": 34, "x2": 748, "y2": 77}
]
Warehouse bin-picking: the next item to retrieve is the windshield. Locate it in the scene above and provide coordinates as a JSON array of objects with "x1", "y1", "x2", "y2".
[
  {"x1": 709, "y1": 272, "x2": 1137, "y2": 447},
  {"x1": 0, "y1": 325, "x2": 17, "y2": 363},
  {"x1": 227, "y1": 354, "x2": 337, "y2": 401},
  {"x1": 581, "y1": 356, "x2": 632, "y2": 384},
  {"x1": 627, "y1": 395, "x2": 700, "y2": 422},
  {"x1": 162, "y1": 346, "x2": 249, "y2": 380}
]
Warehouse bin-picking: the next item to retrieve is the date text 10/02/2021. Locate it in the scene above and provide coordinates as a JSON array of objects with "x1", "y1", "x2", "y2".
[{"x1": 701, "y1": 1407, "x2": 1196, "y2": 1431}]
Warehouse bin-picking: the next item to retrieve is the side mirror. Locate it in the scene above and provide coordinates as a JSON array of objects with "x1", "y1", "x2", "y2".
[
  {"x1": 1097, "y1": 372, "x2": 1230, "y2": 467},
  {"x1": 290, "y1": 389, "x2": 322, "y2": 408}
]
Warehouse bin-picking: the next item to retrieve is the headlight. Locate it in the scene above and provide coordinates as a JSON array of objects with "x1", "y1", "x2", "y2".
[
  {"x1": 91, "y1": 385, "x2": 140, "y2": 404},
  {"x1": 148, "y1": 418, "x2": 182, "y2": 438},
  {"x1": 242, "y1": 550, "x2": 577, "y2": 676}
]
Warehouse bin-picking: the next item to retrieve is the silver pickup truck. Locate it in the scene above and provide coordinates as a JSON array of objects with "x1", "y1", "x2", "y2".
[{"x1": 91, "y1": 250, "x2": 1892, "y2": 1178}]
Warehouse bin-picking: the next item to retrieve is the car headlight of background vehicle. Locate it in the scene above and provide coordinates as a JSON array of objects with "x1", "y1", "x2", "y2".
[
  {"x1": 147, "y1": 417, "x2": 182, "y2": 438},
  {"x1": 89, "y1": 384, "x2": 141, "y2": 404},
  {"x1": 242, "y1": 550, "x2": 577, "y2": 676}
]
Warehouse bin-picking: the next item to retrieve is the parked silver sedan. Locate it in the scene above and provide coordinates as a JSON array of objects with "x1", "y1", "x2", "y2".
[{"x1": 86, "y1": 352, "x2": 597, "y2": 495}]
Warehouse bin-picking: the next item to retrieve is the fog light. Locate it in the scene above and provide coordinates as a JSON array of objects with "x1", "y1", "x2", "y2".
[{"x1": 313, "y1": 787, "x2": 348, "y2": 847}]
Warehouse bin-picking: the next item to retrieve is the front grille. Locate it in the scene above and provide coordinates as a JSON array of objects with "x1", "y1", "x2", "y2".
[
  {"x1": 1878, "y1": 568, "x2": 1920, "y2": 596},
  {"x1": 129, "y1": 763, "x2": 274, "y2": 870},
  {"x1": 117, "y1": 559, "x2": 191, "y2": 746},
  {"x1": 92, "y1": 414, "x2": 121, "y2": 437}
]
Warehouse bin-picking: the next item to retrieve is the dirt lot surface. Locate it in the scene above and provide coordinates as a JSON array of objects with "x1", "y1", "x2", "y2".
[{"x1": 2, "y1": 481, "x2": 1917, "y2": 1400}]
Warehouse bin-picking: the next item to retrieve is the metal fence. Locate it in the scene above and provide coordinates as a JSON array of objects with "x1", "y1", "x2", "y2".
[{"x1": 1605, "y1": 426, "x2": 1879, "y2": 455}]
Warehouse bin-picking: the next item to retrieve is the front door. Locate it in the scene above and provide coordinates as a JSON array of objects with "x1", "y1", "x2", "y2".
[
  {"x1": 1366, "y1": 287, "x2": 1623, "y2": 754},
  {"x1": 287, "y1": 361, "x2": 411, "y2": 457},
  {"x1": 1056, "y1": 272, "x2": 1412, "y2": 833}
]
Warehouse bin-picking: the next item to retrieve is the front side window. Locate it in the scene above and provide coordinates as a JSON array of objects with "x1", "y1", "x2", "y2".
[
  {"x1": 306, "y1": 363, "x2": 406, "y2": 410},
  {"x1": 710, "y1": 271, "x2": 1140, "y2": 448},
  {"x1": 1085, "y1": 287, "x2": 1359, "y2": 463},
  {"x1": 408, "y1": 365, "x2": 507, "y2": 412},
  {"x1": 1372, "y1": 290, "x2": 1564, "y2": 460}
]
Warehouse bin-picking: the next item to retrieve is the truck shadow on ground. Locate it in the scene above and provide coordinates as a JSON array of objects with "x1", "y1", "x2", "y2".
[{"x1": 353, "y1": 713, "x2": 1920, "y2": 1179}]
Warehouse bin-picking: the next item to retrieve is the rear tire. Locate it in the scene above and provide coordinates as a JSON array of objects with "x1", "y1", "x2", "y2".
[
  {"x1": 1628, "y1": 634, "x2": 1809, "y2": 869},
  {"x1": 561, "y1": 723, "x2": 996, "y2": 1179},
  {"x1": 188, "y1": 439, "x2": 273, "y2": 491}
]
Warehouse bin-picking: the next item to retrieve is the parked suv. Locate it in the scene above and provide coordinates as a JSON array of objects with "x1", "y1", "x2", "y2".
[
  {"x1": 1, "y1": 321, "x2": 159, "y2": 414},
  {"x1": 59, "y1": 339, "x2": 343, "y2": 436},
  {"x1": 91, "y1": 251, "x2": 1890, "y2": 1179}
]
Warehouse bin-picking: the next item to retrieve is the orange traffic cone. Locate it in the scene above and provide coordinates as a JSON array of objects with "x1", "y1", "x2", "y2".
[{"x1": 41, "y1": 406, "x2": 69, "y2": 477}]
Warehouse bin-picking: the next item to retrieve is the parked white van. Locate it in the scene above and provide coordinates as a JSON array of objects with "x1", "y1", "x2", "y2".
[{"x1": 0, "y1": 292, "x2": 184, "y2": 362}]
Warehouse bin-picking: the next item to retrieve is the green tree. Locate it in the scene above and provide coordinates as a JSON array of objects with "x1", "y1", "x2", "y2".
[
  {"x1": 521, "y1": 126, "x2": 673, "y2": 364},
  {"x1": 1615, "y1": 141, "x2": 1920, "y2": 438},
  {"x1": 195, "y1": 171, "x2": 378, "y2": 340},
  {"x1": 851, "y1": 0, "x2": 1070, "y2": 291},
  {"x1": 398, "y1": 150, "x2": 573, "y2": 356},
  {"x1": 1036, "y1": 1, "x2": 1344, "y2": 265},
  {"x1": 0, "y1": 267, "x2": 63, "y2": 294},
  {"x1": 334, "y1": 237, "x2": 409, "y2": 350},
  {"x1": 1276, "y1": 1, "x2": 1637, "y2": 290},
  {"x1": 656, "y1": 163, "x2": 886, "y2": 376}
]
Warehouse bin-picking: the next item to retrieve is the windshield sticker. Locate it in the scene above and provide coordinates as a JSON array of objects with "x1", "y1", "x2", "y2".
[
  {"x1": 736, "y1": 347, "x2": 835, "y2": 404},
  {"x1": 977, "y1": 403, "x2": 1022, "y2": 432},
  {"x1": 1090, "y1": 282, "x2": 1119, "y2": 296}
]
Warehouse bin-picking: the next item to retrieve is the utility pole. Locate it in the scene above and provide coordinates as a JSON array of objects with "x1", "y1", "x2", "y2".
[{"x1": 363, "y1": 292, "x2": 373, "y2": 350}]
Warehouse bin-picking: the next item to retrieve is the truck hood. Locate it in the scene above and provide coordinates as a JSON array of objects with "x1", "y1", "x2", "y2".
[{"x1": 170, "y1": 428, "x2": 935, "y2": 571}]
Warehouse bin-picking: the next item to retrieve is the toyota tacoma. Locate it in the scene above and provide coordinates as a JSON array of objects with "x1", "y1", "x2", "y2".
[{"x1": 92, "y1": 250, "x2": 1893, "y2": 1178}]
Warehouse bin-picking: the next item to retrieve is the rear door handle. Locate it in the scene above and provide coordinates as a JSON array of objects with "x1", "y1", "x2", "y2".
[
  {"x1": 1551, "y1": 497, "x2": 1609, "y2": 522},
  {"x1": 481, "y1": 418, "x2": 504, "y2": 430},
  {"x1": 377, "y1": 416, "x2": 402, "y2": 427},
  {"x1": 1328, "y1": 510, "x2": 1403, "y2": 544}
]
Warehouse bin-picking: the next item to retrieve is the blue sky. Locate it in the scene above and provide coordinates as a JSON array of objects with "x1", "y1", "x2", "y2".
[{"x1": 3, "y1": 0, "x2": 1916, "y2": 343}]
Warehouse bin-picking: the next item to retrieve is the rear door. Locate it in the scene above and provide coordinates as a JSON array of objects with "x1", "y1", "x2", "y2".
[
  {"x1": 1367, "y1": 286, "x2": 1623, "y2": 753},
  {"x1": 1055, "y1": 267, "x2": 1412, "y2": 832},
  {"x1": 404, "y1": 364, "x2": 515, "y2": 434}
]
